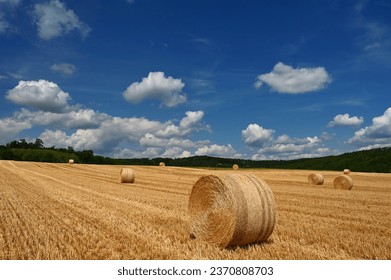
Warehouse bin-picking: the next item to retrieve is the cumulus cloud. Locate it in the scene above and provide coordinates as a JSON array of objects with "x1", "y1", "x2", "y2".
[
  {"x1": 1, "y1": 79, "x2": 221, "y2": 158},
  {"x1": 14, "y1": 108, "x2": 109, "y2": 129},
  {"x1": 195, "y1": 144, "x2": 236, "y2": 157},
  {"x1": 38, "y1": 115, "x2": 168, "y2": 152},
  {"x1": 255, "y1": 62, "x2": 332, "y2": 94},
  {"x1": 242, "y1": 123, "x2": 329, "y2": 160},
  {"x1": 123, "y1": 72, "x2": 187, "y2": 107},
  {"x1": 328, "y1": 113, "x2": 364, "y2": 127},
  {"x1": 0, "y1": 117, "x2": 32, "y2": 143},
  {"x1": 1, "y1": 80, "x2": 213, "y2": 158},
  {"x1": 348, "y1": 107, "x2": 391, "y2": 149},
  {"x1": 33, "y1": 0, "x2": 91, "y2": 40},
  {"x1": 6, "y1": 80, "x2": 73, "y2": 113},
  {"x1": 50, "y1": 63, "x2": 77, "y2": 76},
  {"x1": 242, "y1": 124, "x2": 274, "y2": 147},
  {"x1": 36, "y1": 110, "x2": 211, "y2": 155},
  {"x1": 252, "y1": 136, "x2": 328, "y2": 160}
]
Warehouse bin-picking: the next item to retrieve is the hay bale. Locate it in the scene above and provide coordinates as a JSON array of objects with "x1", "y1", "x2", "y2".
[
  {"x1": 188, "y1": 173, "x2": 276, "y2": 248},
  {"x1": 68, "y1": 159, "x2": 74, "y2": 164},
  {"x1": 120, "y1": 168, "x2": 135, "y2": 183},
  {"x1": 159, "y1": 162, "x2": 165, "y2": 167},
  {"x1": 307, "y1": 173, "x2": 324, "y2": 185},
  {"x1": 333, "y1": 175, "x2": 353, "y2": 190},
  {"x1": 343, "y1": 169, "x2": 350, "y2": 174},
  {"x1": 232, "y1": 164, "x2": 239, "y2": 170}
]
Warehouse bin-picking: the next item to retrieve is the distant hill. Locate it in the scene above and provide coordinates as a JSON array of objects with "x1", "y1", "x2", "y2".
[
  {"x1": 152, "y1": 147, "x2": 391, "y2": 173},
  {"x1": 1, "y1": 139, "x2": 390, "y2": 173}
]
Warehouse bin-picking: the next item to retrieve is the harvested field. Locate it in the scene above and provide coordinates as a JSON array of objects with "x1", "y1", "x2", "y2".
[{"x1": 0, "y1": 160, "x2": 390, "y2": 260}]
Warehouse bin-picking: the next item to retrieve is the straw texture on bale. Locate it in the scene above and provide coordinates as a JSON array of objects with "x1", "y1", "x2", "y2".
[
  {"x1": 188, "y1": 173, "x2": 276, "y2": 248},
  {"x1": 333, "y1": 175, "x2": 353, "y2": 190},
  {"x1": 120, "y1": 168, "x2": 135, "y2": 183},
  {"x1": 68, "y1": 159, "x2": 74, "y2": 164},
  {"x1": 232, "y1": 164, "x2": 239, "y2": 170},
  {"x1": 159, "y1": 162, "x2": 165, "y2": 167},
  {"x1": 307, "y1": 173, "x2": 324, "y2": 185},
  {"x1": 343, "y1": 169, "x2": 351, "y2": 174}
]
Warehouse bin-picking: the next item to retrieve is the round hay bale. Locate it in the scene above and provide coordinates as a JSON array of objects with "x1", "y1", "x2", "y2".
[
  {"x1": 307, "y1": 173, "x2": 324, "y2": 185},
  {"x1": 333, "y1": 175, "x2": 353, "y2": 190},
  {"x1": 343, "y1": 169, "x2": 350, "y2": 174},
  {"x1": 159, "y1": 162, "x2": 165, "y2": 167},
  {"x1": 188, "y1": 173, "x2": 276, "y2": 248},
  {"x1": 232, "y1": 164, "x2": 239, "y2": 170},
  {"x1": 68, "y1": 159, "x2": 74, "y2": 164},
  {"x1": 120, "y1": 168, "x2": 135, "y2": 183}
]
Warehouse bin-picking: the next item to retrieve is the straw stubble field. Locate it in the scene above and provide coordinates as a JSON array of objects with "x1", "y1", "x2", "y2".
[{"x1": 0, "y1": 160, "x2": 390, "y2": 260}]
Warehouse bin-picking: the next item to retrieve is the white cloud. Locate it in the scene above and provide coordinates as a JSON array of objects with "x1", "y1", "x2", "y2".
[
  {"x1": 6, "y1": 80, "x2": 72, "y2": 113},
  {"x1": 255, "y1": 62, "x2": 332, "y2": 94},
  {"x1": 179, "y1": 111, "x2": 203, "y2": 129},
  {"x1": 112, "y1": 147, "x2": 161, "y2": 159},
  {"x1": 153, "y1": 110, "x2": 209, "y2": 138},
  {"x1": 33, "y1": 0, "x2": 91, "y2": 40},
  {"x1": 242, "y1": 123, "x2": 329, "y2": 160},
  {"x1": 0, "y1": 117, "x2": 32, "y2": 143},
  {"x1": 139, "y1": 133, "x2": 206, "y2": 149},
  {"x1": 38, "y1": 112, "x2": 201, "y2": 153},
  {"x1": 37, "y1": 112, "x2": 210, "y2": 156},
  {"x1": 123, "y1": 72, "x2": 187, "y2": 107},
  {"x1": 195, "y1": 144, "x2": 236, "y2": 157},
  {"x1": 242, "y1": 124, "x2": 274, "y2": 147},
  {"x1": 1, "y1": 79, "x2": 215, "y2": 157},
  {"x1": 252, "y1": 136, "x2": 328, "y2": 160},
  {"x1": 50, "y1": 63, "x2": 77, "y2": 76},
  {"x1": 348, "y1": 107, "x2": 391, "y2": 148},
  {"x1": 1, "y1": 79, "x2": 228, "y2": 159},
  {"x1": 14, "y1": 108, "x2": 109, "y2": 129},
  {"x1": 328, "y1": 113, "x2": 364, "y2": 127}
]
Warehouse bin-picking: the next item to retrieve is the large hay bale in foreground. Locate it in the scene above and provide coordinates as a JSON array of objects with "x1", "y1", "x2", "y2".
[
  {"x1": 308, "y1": 173, "x2": 324, "y2": 185},
  {"x1": 188, "y1": 173, "x2": 276, "y2": 248},
  {"x1": 232, "y1": 164, "x2": 239, "y2": 170},
  {"x1": 343, "y1": 169, "x2": 350, "y2": 174},
  {"x1": 333, "y1": 175, "x2": 353, "y2": 190},
  {"x1": 159, "y1": 162, "x2": 165, "y2": 167},
  {"x1": 120, "y1": 168, "x2": 135, "y2": 183}
]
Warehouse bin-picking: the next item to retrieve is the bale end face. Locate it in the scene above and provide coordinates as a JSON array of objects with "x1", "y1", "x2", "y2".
[
  {"x1": 333, "y1": 175, "x2": 353, "y2": 190},
  {"x1": 159, "y1": 162, "x2": 165, "y2": 167},
  {"x1": 308, "y1": 173, "x2": 324, "y2": 185},
  {"x1": 188, "y1": 173, "x2": 276, "y2": 248},
  {"x1": 232, "y1": 164, "x2": 239, "y2": 170},
  {"x1": 120, "y1": 168, "x2": 135, "y2": 183}
]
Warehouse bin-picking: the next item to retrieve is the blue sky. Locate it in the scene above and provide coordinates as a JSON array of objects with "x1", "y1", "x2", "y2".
[{"x1": 1, "y1": 0, "x2": 390, "y2": 160}]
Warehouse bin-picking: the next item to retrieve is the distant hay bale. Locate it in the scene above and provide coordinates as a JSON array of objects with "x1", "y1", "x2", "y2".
[
  {"x1": 68, "y1": 159, "x2": 74, "y2": 164},
  {"x1": 343, "y1": 169, "x2": 350, "y2": 174},
  {"x1": 188, "y1": 173, "x2": 276, "y2": 248},
  {"x1": 120, "y1": 168, "x2": 135, "y2": 183},
  {"x1": 232, "y1": 164, "x2": 239, "y2": 170},
  {"x1": 159, "y1": 162, "x2": 165, "y2": 167},
  {"x1": 308, "y1": 173, "x2": 324, "y2": 185},
  {"x1": 333, "y1": 175, "x2": 353, "y2": 190}
]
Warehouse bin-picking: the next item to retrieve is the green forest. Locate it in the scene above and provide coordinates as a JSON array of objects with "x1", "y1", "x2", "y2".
[{"x1": 0, "y1": 138, "x2": 390, "y2": 173}]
